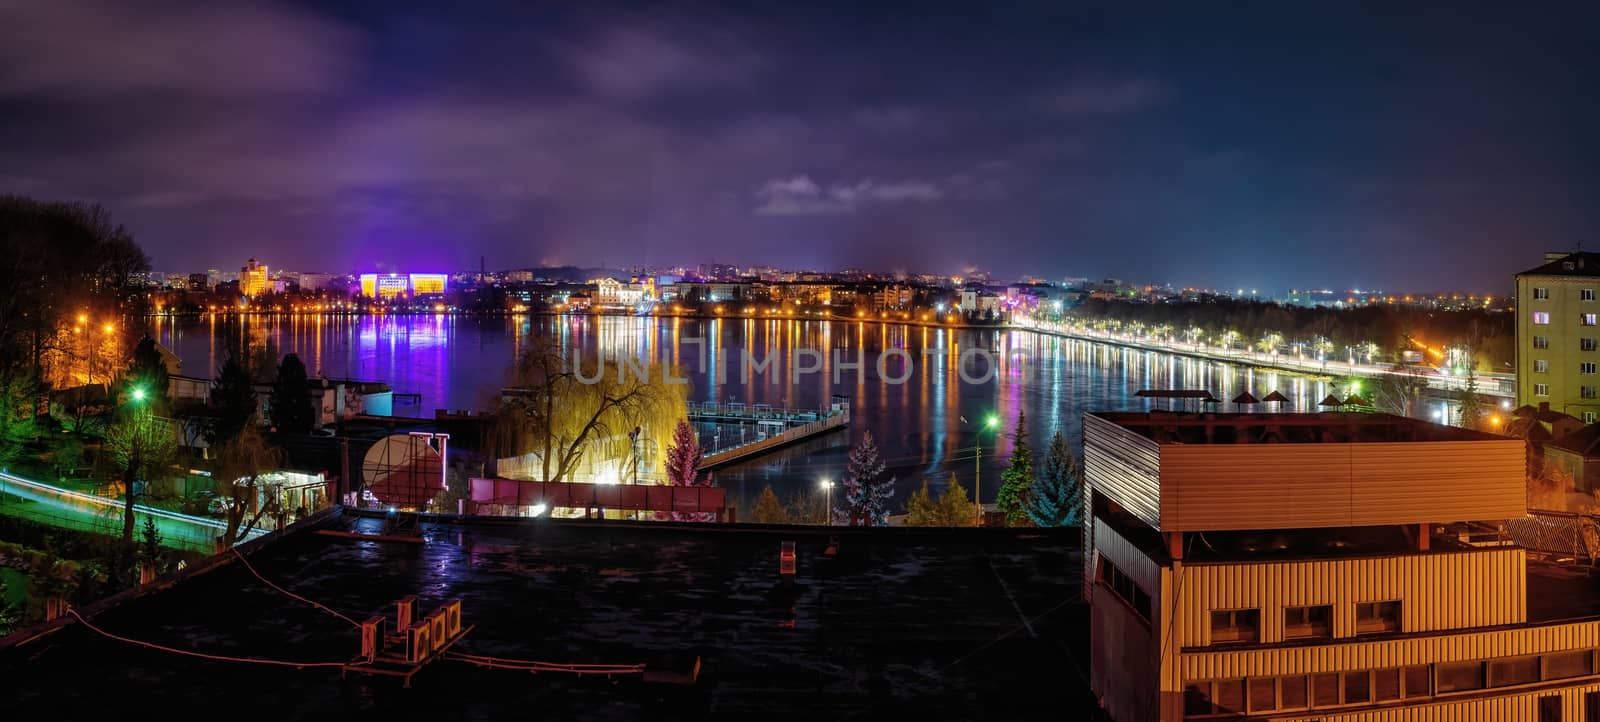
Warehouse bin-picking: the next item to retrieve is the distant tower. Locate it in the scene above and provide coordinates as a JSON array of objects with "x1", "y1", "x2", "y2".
[{"x1": 479, "y1": 255, "x2": 486, "y2": 283}]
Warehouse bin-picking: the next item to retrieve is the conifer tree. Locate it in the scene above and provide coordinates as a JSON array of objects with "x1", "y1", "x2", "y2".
[
  {"x1": 1026, "y1": 431, "x2": 1083, "y2": 527},
  {"x1": 837, "y1": 431, "x2": 892, "y2": 526},
  {"x1": 995, "y1": 409, "x2": 1034, "y2": 526}
]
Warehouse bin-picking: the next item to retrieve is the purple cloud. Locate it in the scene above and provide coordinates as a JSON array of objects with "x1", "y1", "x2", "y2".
[{"x1": 0, "y1": 0, "x2": 359, "y2": 99}]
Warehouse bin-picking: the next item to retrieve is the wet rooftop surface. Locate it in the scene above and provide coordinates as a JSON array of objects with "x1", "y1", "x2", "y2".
[{"x1": 0, "y1": 513, "x2": 1090, "y2": 721}]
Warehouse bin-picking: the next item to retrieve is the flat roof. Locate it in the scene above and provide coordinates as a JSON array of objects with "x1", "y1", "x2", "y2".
[
  {"x1": 1092, "y1": 411, "x2": 1505, "y2": 445},
  {"x1": 0, "y1": 513, "x2": 1088, "y2": 719}
]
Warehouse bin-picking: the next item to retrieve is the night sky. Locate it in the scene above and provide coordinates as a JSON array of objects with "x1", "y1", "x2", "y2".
[{"x1": 0, "y1": 1, "x2": 1593, "y2": 291}]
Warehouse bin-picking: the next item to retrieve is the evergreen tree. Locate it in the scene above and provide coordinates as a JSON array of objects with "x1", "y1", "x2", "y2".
[
  {"x1": 904, "y1": 480, "x2": 938, "y2": 526},
  {"x1": 126, "y1": 335, "x2": 169, "y2": 406},
  {"x1": 1026, "y1": 431, "x2": 1083, "y2": 527},
  {"x1": 208, "y1": 356, "x2": 257, "y2": 445},
  {"x1": 935, "y1": 472, "x2": 979, "y2": 527},
  {"x1": 1456, "y1": 367, "x2": 1485, "y2": 430},
  {"x1": 751, "y1": 485, "x2": 787, "y2": 524},
  {"x1": 837, "y1": 430, "x2": 892, "y2": 526},
  {"x1": 269, "y1": 353, "x2": 315, "y2": 434},
  {"x1": 995, "y1": 409, "x2": 1034, "y2": 526},
  {"x1": 663, "y1": 420, "x2": 714, "y2": 521},
  {"x1": 137, "y1": 516, "x2": 164, "y2": 576}
]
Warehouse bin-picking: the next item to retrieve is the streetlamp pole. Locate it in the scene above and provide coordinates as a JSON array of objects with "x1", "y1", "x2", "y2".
[
  {"x1": 820, "y1": 479, "x2": 833, "y2": 526},
  {"x1": 971, "y1": 414, "x2": 999, "y2": 526}
]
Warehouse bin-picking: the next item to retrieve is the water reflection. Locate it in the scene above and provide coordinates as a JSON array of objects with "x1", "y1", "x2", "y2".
[{"x1": 151, "y1": 314, "x2": 1458, "y2": 509}]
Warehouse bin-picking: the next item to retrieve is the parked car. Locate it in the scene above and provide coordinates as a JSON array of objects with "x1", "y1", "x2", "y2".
[{"x1": 206, "y1": 496, "x2": 236, "y2": 518}]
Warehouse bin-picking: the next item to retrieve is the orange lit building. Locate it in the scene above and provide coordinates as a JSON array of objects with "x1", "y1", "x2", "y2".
[
  {"x1": 1085, "y1": 411, "x2": 1600, "y2": 721},
  {"x1": 358, "y1": 273, "x2": 445, "y2": 299},
  {"x1": 409, "y1": 273, "x2": 447, "y2": 295},
  {"x1": 240, "y1": 258, "x2": 269, "y2": 297}
]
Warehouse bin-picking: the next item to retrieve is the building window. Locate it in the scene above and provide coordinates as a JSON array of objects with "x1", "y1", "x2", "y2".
[
  {"x1": 1373, "y1": 668, "x2": 1401, "y2": 702},
  {"x1": 1585, "y1": 363, "x2": 1597, "y2": 374},
  {"x1": 1585, "y1": 338, "x2": 1598, "y2": 351},
  {"x1": 1544, "y1": 695, "x2": 1564, "y2": 722},
  {"x1": 1098, "y1": 558, "x2": 1152, "y2": 623},
  {"x1": 1535, "y1": 287, "x2": 1550, "y2": 299},
  {"x1": 1355, "y1": 601, "x2": 1400, "y2": 634},
  {"x1": 1584, "y1": 388, "x2": 1598, "y2": 400},
  {"x1": 1248, "y1": 678, "x2": 1276, "y2": 713},
  {"x1": 1279, "y1": 675, "x2": 1308, "y2": 709},
  {"x1": 1534, "y1": 311, "x2": 1551, "y2": 324},
  {"x1": 1437, "y1": 661, "x2": 1486, "y2": 693},
  {"x1": 1284, "y1": 605, "x2": 1332, "y2": 639},
  {"x1": 1536, "y1": 359, "x2": 1550, "y2": 373},
  {"x1": 1403, "y1": 665, "x2": 1431, "y2": 698},
  {"x1": 1213, "y1": 680, "x2": 1244, "y2": 713},
  {"x1": 1312, "y1": 672, "x2": 1340, "y2": 706},
  {"x1": 1587, "y1": 289, "x2": 1597, "y2": 301},
  {"x1": 1536, "y1": 335, "x2": 1551, "y2": 349},
  {"x1": 1587, "y1": 412, "x2": 1599, "y2": 425},
  {"x1": 1489, "y1": 656, "x2": 1541, "y2": 687},
  {"x1": 1210, "y1": 609, "x2": 1260, "y2": 644},
  {"x1": 1586, "y1": 314, "x2": 1599, "y2": 326},
  {"x1": 1186, "y1": 680, "x2": 1246, "y2": 716},
  {"x1": 1183, "y1": 684, "x2": 1214, "y2": 716},
  {"x1": 1344, "y1": 670, "x2": 1371, "y2": 703},
  {"x1": 1585, "y1": 691, "x2": 1600, "y2": 721},
  {"x1": 1537, "y1": 383, "x2": 1551, "y2": 397},
  {"x1": 1545, "y1": 650, "x2": 1595, "y2": 680}
]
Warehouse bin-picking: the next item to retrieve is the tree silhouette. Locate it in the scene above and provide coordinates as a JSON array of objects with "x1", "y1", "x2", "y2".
[
  {"x1": 269, "y1": 353, "x2": 315, "y2": 434},
  {"x1": 208, "y1": 355, "x2": 256, "y2": 445}
]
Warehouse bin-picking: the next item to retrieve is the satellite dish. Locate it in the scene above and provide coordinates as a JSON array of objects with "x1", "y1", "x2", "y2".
[{"x1": 362, "y1": 434, "x2": 444, "y2": 510}]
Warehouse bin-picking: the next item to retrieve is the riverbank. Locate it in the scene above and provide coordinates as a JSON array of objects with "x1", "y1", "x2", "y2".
[{"x1": 1013, "y1": 319, "x2": 1515, "y2": 402}]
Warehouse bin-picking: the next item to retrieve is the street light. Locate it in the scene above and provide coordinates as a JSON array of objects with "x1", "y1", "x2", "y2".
[
  {"x1": 964, "y1": 413, "x2": 1001, "y2": 526},
  {"x1": 819, "y1": 479, "x2": 834, "y2": 525},
  {"x1": 131, "y1": 387, "x2": 146, "y2": 403}
]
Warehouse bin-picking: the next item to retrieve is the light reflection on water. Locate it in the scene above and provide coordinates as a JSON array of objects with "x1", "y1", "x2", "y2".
[{"x1": 150, "y1": 314, "x2": 1457, "y2": 509}]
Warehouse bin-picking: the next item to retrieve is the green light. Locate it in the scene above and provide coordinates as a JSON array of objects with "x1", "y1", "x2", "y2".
[
  {"x1": 986, "y1": 415, "x2": 999, "y2": 428},
  {"x1": 131, "y1": 387, "x2": 146, "y2": 402}
]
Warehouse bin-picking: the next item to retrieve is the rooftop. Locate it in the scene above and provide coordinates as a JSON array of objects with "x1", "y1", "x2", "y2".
[
  {"x1": 0, "y1": 512, "x2": 1088, "y2": 721},
  {"x1": 1093, "y1": 411, "x2": 1504, "y2": 445},
  {"x1": 1517, "y1": 251, "x2": 1600, "y2": 278}
]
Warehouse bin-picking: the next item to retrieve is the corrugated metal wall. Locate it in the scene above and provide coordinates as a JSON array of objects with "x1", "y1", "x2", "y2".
[
  {"x1": 1159, "y1": 440, "x2": 1526, "y2": 532},
  {"x1": 1084, "y1": 413, "x2": 1162, "y2": 528},
  {"x1": 1096, "y1": 516, "x2": 1164, "y2": 594},
  {"x1": 1173, "y1": 548, "x2": 1527, "y2": 650},
  {"x1": 1276, "y1": 679, "x2": 1600, "y2": 721},
  {"x1": 1084, "y1": 413, "x2": 1165, "y2": 598},
  {"x1": 1179, "y1": 615, "x2": 1600, "y2": 684}
]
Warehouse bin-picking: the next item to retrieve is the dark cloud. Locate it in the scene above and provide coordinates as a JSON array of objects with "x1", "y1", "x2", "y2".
[{"x1": 0, "y1": 0, "x2": 1593, "y2": 291}]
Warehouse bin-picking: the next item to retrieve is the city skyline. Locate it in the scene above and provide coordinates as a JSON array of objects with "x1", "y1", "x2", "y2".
[{"x1": 2, "y1": 1, "x2": 1594, "y2": 293}]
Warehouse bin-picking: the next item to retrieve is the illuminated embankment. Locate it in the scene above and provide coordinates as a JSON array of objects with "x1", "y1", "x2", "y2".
[{"x1": 0, "y1": 471, "x2": 266, "y2": 552}]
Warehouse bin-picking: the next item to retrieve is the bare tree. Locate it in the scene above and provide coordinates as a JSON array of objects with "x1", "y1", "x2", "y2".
[{"x1": 1369, "y1": 363, "x2": 1430, "y2": 418}]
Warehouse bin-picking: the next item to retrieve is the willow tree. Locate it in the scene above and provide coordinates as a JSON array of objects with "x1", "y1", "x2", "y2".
[
  {"x1": 491, "y1": 339, "x2": 687, "y2": 483},
  {"x1": 214, "y1": 424, "x2": 283, "y2": 547}
]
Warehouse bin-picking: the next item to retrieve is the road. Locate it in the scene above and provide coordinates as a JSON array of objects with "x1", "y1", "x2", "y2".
[
  {"x1": 1011, "y1": 317, "x2": 1516, "y2": 400},
  {"x1": 0, "y1": 471, "x2": 266, "y2": 552}
]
